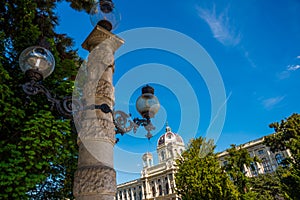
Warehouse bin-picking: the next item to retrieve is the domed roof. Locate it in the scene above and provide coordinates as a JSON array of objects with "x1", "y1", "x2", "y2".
[
  {"x1": 157, "y1": 125, "x2": 184, "y2": 147},
  {"x1": 142, "y1": 152, "x2": 153, "y2": 160}
]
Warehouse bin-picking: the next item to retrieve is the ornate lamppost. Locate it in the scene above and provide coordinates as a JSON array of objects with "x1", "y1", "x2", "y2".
[{"x1": 18, "y1": 0, "x2": 160, "y2": 199}]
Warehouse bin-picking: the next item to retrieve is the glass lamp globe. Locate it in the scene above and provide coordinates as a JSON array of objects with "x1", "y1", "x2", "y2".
[
  {"x1": 19, "y1": 46, "x2": 55, "y2": 80},
  {"x1": 136, "y1": 85, "x2": 160, "y2": 119},
  {"x1": 89, "y1": 0, "x2": 121, "y2": 31}
]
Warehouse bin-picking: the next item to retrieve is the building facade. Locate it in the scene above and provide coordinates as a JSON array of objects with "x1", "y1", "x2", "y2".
[
  {"x1": 218, "y1": 137, "x2": 291, "y2": 177},
  {"x1": 116, "y1": 126, "x2": 291, "y2": 200},
  {"x1": 116, "y1": 125, "x2": 184, "y2": 200}
]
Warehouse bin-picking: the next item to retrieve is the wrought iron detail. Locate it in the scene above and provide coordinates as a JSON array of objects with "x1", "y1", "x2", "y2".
[
  {"x1": 113, "y1": 110, "x2": 155, "y2": 140},
  {"x1": 113, "y1": 111, "x2": 138, "y2": 135},
  {"x1": 22, "y1": 80, "x2": 155, "y2": 140},
  {"x1": 22, "y1": 80, "x2": 82, "y2": 118}
]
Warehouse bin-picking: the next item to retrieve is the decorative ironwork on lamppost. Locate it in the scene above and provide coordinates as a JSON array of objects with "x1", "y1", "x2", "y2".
[{"x1": 18, "y1": 48, "x2": 160, "y2": 140}]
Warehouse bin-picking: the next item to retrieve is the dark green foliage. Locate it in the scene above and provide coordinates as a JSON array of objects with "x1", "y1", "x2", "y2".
[
  {"x1": 175, "y1": 137, "x2": 239, "y2": 200},
  {"x1": 65, "y1": 0, "x2": 95, "y2": 13},
  {"x1": 248, "y1": 171, "x2": 286, "y2": 200},
  {"x1": 0, "y1": 0, "x2": 93, "y2": 199},
  {"x1": 224, "y1": 144, "x2": 260, "y2": 198},
  {"x1": 264, "y1": 113, "x2": 300, "y2": 200}
]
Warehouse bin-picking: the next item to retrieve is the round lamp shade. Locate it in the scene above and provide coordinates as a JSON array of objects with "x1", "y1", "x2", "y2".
[
  {"x1": 136, "y1": 86, "x2": 160, "y2": 119},
  {"x1": 89, "y1": 1, "x2": 121, "y2": 31},
  {"x1": 19, "y1": 46, "x2": 55, "y2": 80}
]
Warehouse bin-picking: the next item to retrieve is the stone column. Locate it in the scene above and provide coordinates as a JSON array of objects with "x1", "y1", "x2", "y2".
[
  {"x1": 141, "y1": 183, "x2": 144, "y2": 199},
  {"x1": 153, "y1": 180, "x2": 157, "y2": 197},
  {"x1": 73, "y1": 26, "x2": 124, "y2": 200},
  {"x1": 167, "y1": 176, "x2": 171, "y2": 195}
]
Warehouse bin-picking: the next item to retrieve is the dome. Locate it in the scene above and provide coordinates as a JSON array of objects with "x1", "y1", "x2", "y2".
[
  {"x1": 157, "y1": 125, "x2": 184, "y2": 147},
  {"x1": 142, "y1": 152, "x2": 153, "y2": 160}
]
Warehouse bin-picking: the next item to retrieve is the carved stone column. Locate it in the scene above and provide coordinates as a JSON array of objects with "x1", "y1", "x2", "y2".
[{"x1": 73, "y1": 26, "x2": 124, "y2": 200}]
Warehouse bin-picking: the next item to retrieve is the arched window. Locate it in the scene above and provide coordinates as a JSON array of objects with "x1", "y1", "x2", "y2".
[
  {"x1": 158, "y1": 185, "x2": 162, "y2": 196},
  {"x1": 161, "y1": 151, "x2": 165, "y2": 161},
  {"x1": 152, "y1": 186, "x2": 156, "y2": 197},
  {"x1": 166, "y1": 183, "x2": 169, "y2": 194}
]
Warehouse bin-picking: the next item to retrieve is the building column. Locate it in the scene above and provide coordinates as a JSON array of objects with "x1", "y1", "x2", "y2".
[
  {"x1": 167, "y1": 176, "x2": 171, "y2": 195},
  {"x1": 154, "y1": 179, "x2": 157, "y2": 197},
  {"x1": 73, "y1": 26, "x2": 124, "y2": 200},
  {"x1": 144, "y1": 179, "x2": 150, "y2": 199},
  {"x1": 131, "y1": 188, "x2": 134, "y2": 200},
  {"x1": 122, "y1": 190, "x2": 125, "y2": 200}
]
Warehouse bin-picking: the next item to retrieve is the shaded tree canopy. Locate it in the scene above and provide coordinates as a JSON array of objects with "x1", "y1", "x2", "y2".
[{"x1": 0, "y1": 0, "x2": 93, "y2": 199}]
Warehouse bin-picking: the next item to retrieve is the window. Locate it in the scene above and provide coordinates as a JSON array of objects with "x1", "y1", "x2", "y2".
[
  {"x1": 250, "y1": 162, "x2": 258, "y2": 176},
  {"x1": 223, "y1": 161, "x2": 228, "y2": 166},
  {"x1": 275, "y1": 153, "x2": 284, "y2": 166},
  {"x1": 139, "y1": 191, "x2": 142, "y2": 200},
  {"x1": 159, "y1": 185, "x2": 162, "y2": 196},
  {"x1": 161, "y1": 151, "x2": 165, "y2": 160},
  {"x1": 258, "y1": 149, "x2": 264, "y2": 155},
  {"x1": 148, "y1": 158, "x2": 153, "y2": 166},
  {"x1": 262, "y1": 158, "x2": 272, "y2": 172},
  {"x1": 166, "y1": 183, "x2": 169, "y2": 194},
  {"x1": 152, "y1": 186, "x2": 156, "y2": 197}
]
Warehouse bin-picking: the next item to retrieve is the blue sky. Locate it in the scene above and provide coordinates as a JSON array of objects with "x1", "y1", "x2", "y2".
[{"x1": 56, "y1": 0, "x2": 300, "y2": 184}]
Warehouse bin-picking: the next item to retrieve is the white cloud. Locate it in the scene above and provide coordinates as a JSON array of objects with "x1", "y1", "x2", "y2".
[
  {"x1": 277, "y1": 64, "x2": 300, "y2": 79},
  {"x1": 262, "y1": 96, "x2": 285, "y2": 110},
  {"x1": 277, "y1": 71, "x2": 290, "y2": 80},
  {"x1": 296, "y1": 55, "x2": 300, "y2": 59},
  {"x1": 287, "y1": 64, "x2": 300, "y2": 71},
  {"x1": 197, "y1": 5, "x2": 241, "y2": 46}
]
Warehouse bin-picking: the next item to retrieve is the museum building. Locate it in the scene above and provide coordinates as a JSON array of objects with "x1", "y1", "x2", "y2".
[{"x1": 116, "y1": 125, "x2": 291, "y2": 200}]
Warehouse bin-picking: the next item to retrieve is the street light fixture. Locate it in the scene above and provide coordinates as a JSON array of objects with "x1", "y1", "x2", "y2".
[
  {"x1": 19, "y1": 0, "x2": 160, "y2": 137},
  {"x1": 18, "y1": 45, "x2": 160, "y2": 139},
  {"x1": 18, "y1": 0, "x2": 160, "y2": 199}
]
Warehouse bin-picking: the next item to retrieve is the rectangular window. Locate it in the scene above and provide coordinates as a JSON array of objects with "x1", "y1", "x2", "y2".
[
  {"x1": 262, "y1": 158, "x2": 272, "y2": 172},
  {"x1": 258, "y1": 150, "x2": 264, "y2": 155},
  {"x1": 250, "y1": 162, "x2": 258, "y2": 176}
]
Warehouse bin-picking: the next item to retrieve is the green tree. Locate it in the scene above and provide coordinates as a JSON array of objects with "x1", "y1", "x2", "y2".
[
  {"x1": 264, "y1": 113, "x2": 300, "y2": 199},
  {"x1": 248, "y1": 171, "x2": 286, "y2": 200},
  {"x1": 175, "y1": 137, "x2": 239, "y2": 200},
  {"x1": 223, "y1": 144, "x2": 260, "y2": 199},
  {"x1": 0, "y1": 1, "x2": 93, "y2": 199}
]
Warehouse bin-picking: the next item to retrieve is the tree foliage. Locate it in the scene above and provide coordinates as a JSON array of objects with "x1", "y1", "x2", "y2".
[
  {"x1": 264, "y1": 113, "x2": 300, "y2": 200},
  {"x1": 0, "y1": 0, "x2": 93, "y2": 199},
  {"x1": 248, "y1": 171, "x2": 286, "y2": 200},
  {"x1": 224, "y1": 144, "x2": 260, "y2": 198},
  {"x1": 175, "y1": 137, "x2": 239, "y2": 200}
]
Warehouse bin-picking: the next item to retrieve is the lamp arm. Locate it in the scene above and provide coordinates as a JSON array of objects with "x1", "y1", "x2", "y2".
[
  {"x1": 22, "y1": 81, "x2": 156, "y2": 140},
  {"x1": 22, "y1": 80, "x2": 80, "y2": 118}
]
